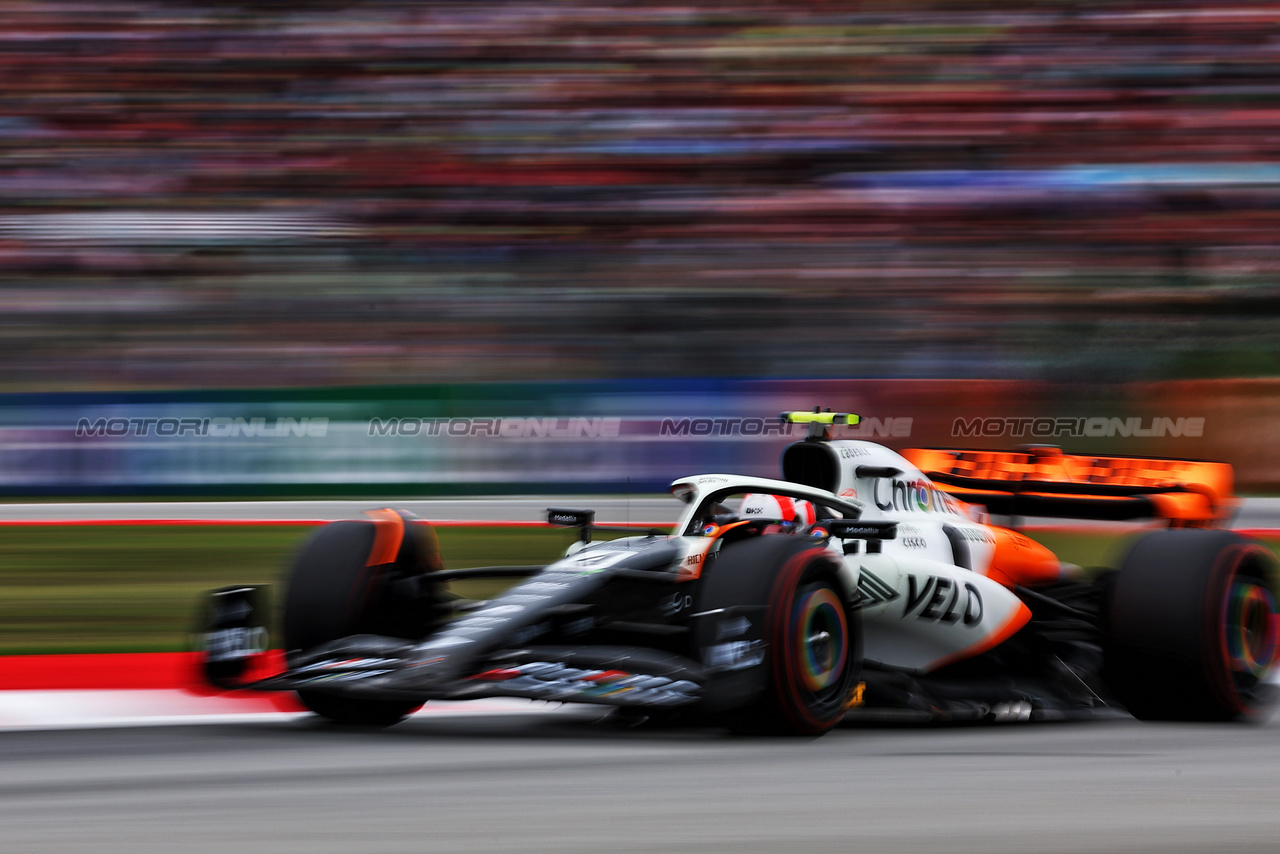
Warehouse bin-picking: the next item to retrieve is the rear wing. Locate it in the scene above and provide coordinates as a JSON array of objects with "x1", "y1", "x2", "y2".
[{"x1": 900, "y1": 447, "x2": 1236, "y2": 527}]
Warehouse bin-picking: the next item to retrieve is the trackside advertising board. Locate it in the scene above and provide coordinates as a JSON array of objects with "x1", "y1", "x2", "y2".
[{"x1": 0, "y1": 379, "x2": 1274, "y2": 494}]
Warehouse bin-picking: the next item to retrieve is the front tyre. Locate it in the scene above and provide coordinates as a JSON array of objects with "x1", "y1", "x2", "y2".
[
  {"x1": 1104, "y1": 529, "x2": 1279, "y2": 721},
  {"x1": 296, "y1": 690, "x2": 420, "y2": 728},
  {"x1": 699, "y1": 536, "x2": 861, "y2": 736},
  {"x1": 767, "y1": 569, "x2": 858, "y2": 734},
  {"x1": 283, "y1": 511, "x2": 443, "y2": 726}
]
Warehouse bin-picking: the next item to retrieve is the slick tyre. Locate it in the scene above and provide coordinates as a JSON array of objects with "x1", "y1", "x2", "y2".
[
  {"x1": 1104, "y1": 529, "x2": 1279, "y2": 721},
  {"x1": 283, "y1": 513, "x2": 444, "y2": 727},
  {"x1": 699, "y1": 536, "x2": 861, "y2": 736}
]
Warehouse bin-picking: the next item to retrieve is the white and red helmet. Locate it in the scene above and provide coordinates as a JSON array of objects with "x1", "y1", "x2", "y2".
[{"x1": 739, "y1": 493, "x2": 816, "y2": 527}]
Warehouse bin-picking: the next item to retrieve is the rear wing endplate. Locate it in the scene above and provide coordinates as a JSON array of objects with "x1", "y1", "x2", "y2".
[{"x1": 901, "y1": 447, "x2": 1236, "y2": 527}]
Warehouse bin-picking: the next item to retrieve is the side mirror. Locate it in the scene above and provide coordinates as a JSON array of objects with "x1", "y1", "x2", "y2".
[{"x1": 548, "y1": 507, "x2": 596, "y2": 543}]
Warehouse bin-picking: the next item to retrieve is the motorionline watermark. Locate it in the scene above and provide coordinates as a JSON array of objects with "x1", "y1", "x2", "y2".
[
  {"x1": 75, "y1": 417, "x2": 329, "y2": 438},
  {"x1": 951, "y1": 416, "x2": 1204, "y2": 439},
  {"x1": 369, "y1": 417, "x2": 621, "y2": 438},
  {"x1": 654, "y1": 416, "x2": 911, "y2": 438},
  {"x1": 367, "y1": 416, "x2": 913, "y2": 439}
]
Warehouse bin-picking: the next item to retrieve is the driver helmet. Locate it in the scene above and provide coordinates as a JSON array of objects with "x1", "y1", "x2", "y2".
[{"x1": 739, "y1": 493, "x2": 816, "y2": 528}]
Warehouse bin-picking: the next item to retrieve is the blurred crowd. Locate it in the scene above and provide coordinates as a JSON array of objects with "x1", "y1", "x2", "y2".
[{"x1": 2, "y1": 0, "x2": 1279, "y2": 389}]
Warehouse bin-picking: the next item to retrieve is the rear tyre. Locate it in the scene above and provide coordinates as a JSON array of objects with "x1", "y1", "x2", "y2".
[
  {"x1": 1104, "y1": 529, "x2": 1279, "y2": 721},
  {"x1": 283, "y1": 514, "x2": 444, "y2": 726},
  {"x1": 699, "y1": 537, "x2": 860, "y2": 735}
]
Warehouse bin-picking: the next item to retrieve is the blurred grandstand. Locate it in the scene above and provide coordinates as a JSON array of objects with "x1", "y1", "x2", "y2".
[{"x1": 2, "y1": 1, "x2": 1279, "y2": 390}]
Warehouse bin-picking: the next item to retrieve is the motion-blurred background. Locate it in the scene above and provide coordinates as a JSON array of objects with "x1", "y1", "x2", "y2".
[{"x1": 2, "y1": 1, "x2": 1279, "y2": 493}]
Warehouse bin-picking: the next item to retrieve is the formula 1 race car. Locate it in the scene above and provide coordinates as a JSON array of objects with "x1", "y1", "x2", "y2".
[{"x1": 199, "y1": 411, "x2": 1279, "y2": 734}]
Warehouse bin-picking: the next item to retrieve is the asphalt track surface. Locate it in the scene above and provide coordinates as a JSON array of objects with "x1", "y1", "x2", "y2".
[
  {"x1": 4, "y1": 496, "x2": 1280, "y2": 853},
  {"x1": 5, "y1": 711, "x2": 1280, "y2": 854}
]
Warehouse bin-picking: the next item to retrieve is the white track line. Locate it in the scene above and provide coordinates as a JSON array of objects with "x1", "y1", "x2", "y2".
[{"x1": 0, "y1": 690, "x2": 589, "y2": 732}]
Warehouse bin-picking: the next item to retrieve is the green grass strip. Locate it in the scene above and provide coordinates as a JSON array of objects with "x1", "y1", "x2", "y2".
[
  {"x1": 0, "y1": 525, "x2": 578, "y2": 655},
  {"x1": 0, "y1": 523, "x2": 1275, "y2": 655}
]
